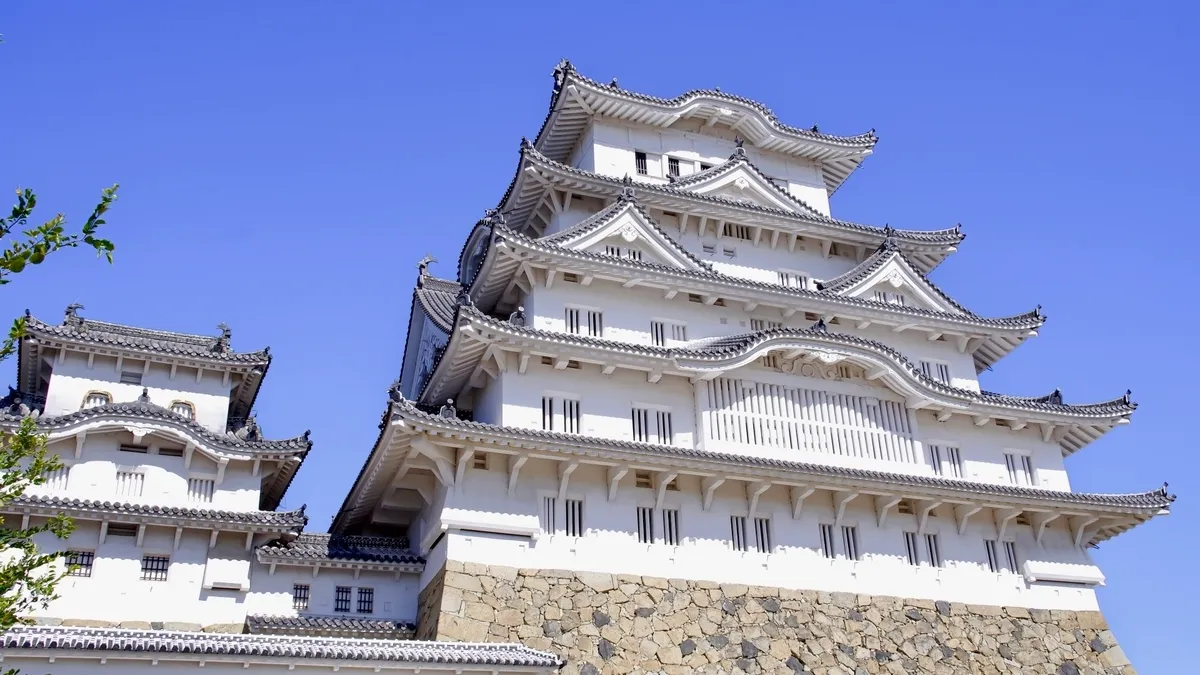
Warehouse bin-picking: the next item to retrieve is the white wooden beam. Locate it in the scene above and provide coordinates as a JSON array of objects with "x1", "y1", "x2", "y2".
[
  {"x1": 74, "y1": 431, "x2": 87, "y2": 459},
  {"x1": 507, "y1": 455, "x2": 528, "y2": 497},
  {"x1": 936, "y1": 410, "x2": 953, "y2": 423},
  {"x1": 136, "y1": 524, "x2": 146, "y2": 547},
  {"x1": 518, "y1": 351, "x2": 530, "y2": 374},
  {"x1": 973, "y1": 415, "x2": 991, "y2": 427},
  {"x1": 790, "y1": 486, "x2": 815, "y2": 519},
  {"x1": 655, "y1": 472, "x2": 679, "y2": 509},
  {"x1": 701, "y1": 476, "x2": 726, "y2": 511},
  {"x1": 833, "y1": 491, "x2": 858, "y2": 527},
  {"x1": 601, "y1": 364, "x2": 616, "y2": 376},
  {"x1": 954, "y1": 504, "x2": 983, "y2": 535},
  {"x1": 1040, "y1": 423, "x2": 1056, "y2": 443},
  {"x1": 245, "y1": 531, "x2": 254, "y2": 551},
  {"x1": 606, "y1": 465, "x2": 628, "y2": 502},
  {"x1": 875, "y1": 496, "x2": 902, "y2": 528},
  {"x1": 454, "y1": 448, "x2": 476, "y2": 486},
  {"x1": 1070, "y1": 515, "x2": 1099, "y2": 548},
  {"x1": 174, "y1": 527, "x2": 184, "y2": 550},
  {"x1": 916, "y1": 500, "x2": 943, "y2": 535},
  {"x1": 557, "y1": 460, "x2": 579, "y2": 501},
  {"x1": 746, "y1": 481, "x2": 770, "y2": 520},
  {"x1": 995, "y1": 508, "x2": 1021, "y2": 542},
  {"x1": 647, "y1": 370, "x2": 663, "y2": 384},
  {"x1": 1031, "y1": 512, "x2": 1061, "y2": 546},
  {"x1": 209, "y1": 530, "x2": 220, "y2": 549}
]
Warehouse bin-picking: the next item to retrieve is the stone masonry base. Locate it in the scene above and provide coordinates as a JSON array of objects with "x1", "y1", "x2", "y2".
[{"x1": 426, "y1": 560, "x2": 1136, "y2": 675}]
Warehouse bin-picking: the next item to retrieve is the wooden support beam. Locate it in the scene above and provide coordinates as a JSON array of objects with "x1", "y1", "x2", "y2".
[
  {"x1": 455, "y1": 448, "x2": 476, "y2": 486},
  {"x1": 954, "y1": 504, "x2": 983, "y2": 535},
  {"x1": 655, "y1": 472, "x2": 679, "y2": 509},
  {"x1": 747, "y1": 481, "x2": 770, "y2": 520},
  {"x1": 875, "y1": 496, "x2": 902, "y2": 528},
  {"x1": 790, "y1": 486, "x2": 815, "y2": 519},
  {"x1": 245, "y1": 531, "x2": 254, "y2": 551},
  {"x1": 607, "y1": 465, "x2": 628, "y2": 502},
  {"x1": 1070, "y1": 515, "x2": 1099, "y2": 548},
  {"x1": 702, "y1": 476, "x2": 726, "y2": 511},
  {"x1": 558, "y1": 460, "x2": 579, "y2": 501},
  {"x1": 75, "y1": 431, "x2": 87, "y2": 459},
  {"x1": 1031, "y1": 512, "x2": 1061, "y2": 546},
  {"x1": 974, "y1": 415, "x2": 991, "y2": 427},
  {"x1": 1040, "y1": 423, "x2": 1056, "y2": 443},
  {"x1": 209, "y1": 530, "x2": 219, "y2": 549},
  {"x1": 936, "y1": 410, "x2": 953, "y2": 423},
  {"x1": 833, "y1": 491, "x2": 858, "y2": 527},
  {"x1": 174, "y1": 527, "x2": 184, "y2": 550},
  {"x1": 995, "y1": 508, "x2": 1021, "y2": 542},
  {"x1": 518, "y1": 351, "x2": 531, "y2": 374},
  {"x1": 647, "y1": 370, "x2": 663, "y2": 384},
  {"x1": 507, "y1": 455, "x2": 528, "y2": 496},
  {"x1": 916, "y1": 500, "x2": 943, "y2": 535},
  {"x1": 857, "y1": 321, "x2": 871, "y2": 330},
  {"x1": 601, "y1": 364, "x2": 616, "y2": 376}
]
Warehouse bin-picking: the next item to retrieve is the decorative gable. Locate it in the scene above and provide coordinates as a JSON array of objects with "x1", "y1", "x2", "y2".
[
  {"x1": 543, "y1": 193, "x2": 709, "y2": 272},
  {"x1": 668, "y1": 145, "x2": 819, "y2": 216},
  {"x1": 819, "y1": 242, "x2": 972, "y2": 316}
]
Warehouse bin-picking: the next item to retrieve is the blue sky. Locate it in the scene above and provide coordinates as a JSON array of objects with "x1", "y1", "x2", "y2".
[{"x1": 2, "y1": 2, "x2": 1194, "y2": 668}]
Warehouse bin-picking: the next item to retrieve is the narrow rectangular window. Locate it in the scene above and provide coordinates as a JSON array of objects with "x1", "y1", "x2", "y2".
[
  {"x1": 819, "y1": 524, "x2": 836, "y2": 559},
  {"x1": 925, "y1": 534, "x2": 942, "y2": 568},
  {"x1": 1003, "y1": 541, "x2": 1019, "y2": 573},
  {"x1": 1005, "y1": 454, "x2": 1033, "y2": 486},
  {"x1": 903, "y1": 532, "x2": 920, "y2": 566},
  {"x1": 605, "y1": 244, "x2": 621, "y2": 257},
  {"x1": 626, "y1": 249, "x2": 642, "y2": 261},
  {"x1": 334, "y1": 586, "x2": 352, "y2": 612},
  {"x1": 472, "y1": 452, "x2": 488, "y2": 470},
  {"x1": 946, "y1": 447, "x2": 963, "y2": 478},
  {"x1": 722, "y1": 246, "x2": 737, "y2": 258},
  {"x1": 564, "y1": 499, "x2": 584, "y2": 537},
  {"x1": 115, "y1": 471, "x2": 144, "y2": 498},
  {"x1": 656, "y1": 410, "x2": 673, "y2": 445},
  {"x1": 753, "y1": 517, "x2": 772, "y2": 553},
  {"x1": 721, "y1": 223, "x2": 752, "y2": 240},
  {"x1": 357, "y1": 587, "x2": 375, "y2": 614},
  {"x1": 984, "y1": 540, "x2": 1000, "y2": 573},
  {"x1": 119, "y1": 371, "x2": 143, "y2": 385},
  {"x1": 635, "y1": 151, "x2": 648, "y2": 175},
  {"x1": 701, "y1": 244, "x2": 716, "y2": 255},
  {"x1": 631, "y1": 408, "x2": 650, "y2": 442},
  {"x1": 541, "y1": 496, "x2": 557, "y2": 534},
  {"x1": 662, "y1": 509, "x2": 681, "y2": 546},
  {"x1": 565, "y1": 308, "x2": 580, "y2": 334},
  {"x1": 634, "y1": 471, "x2": 653, "y2": 489},
  {"x1": 730, "y1": 516, "x2": 748, "y2": 552},
  {"x1": 671, "y1": 323, "x2": 687, "y2": 341},
  {"x1": 750, "y1": 318, "x2": 783, "y2": 331},
  {"x1": 44, "y1": 465, "x2": 70, "y2": 491},
  {"x1": 119, "y1": 444, "x2": 148, "y2": 454},
  {"x1": 667, "y1": 157, "x2": 680, "y2": 177},
  {"x1": 636, "y1": 506, "x2": 654, "y2": 544},
  {"x1": 928, "y1": 445, "x2": 943, "y2": 475},
  {"x1": 140, "y1": 555, "x2": 169, "y2": 581},
  {"x1": 651, "y1": 321, "x2": 666, "y2": 347},
  {"x1": 919, "y1": 360, "x2": 950, "y2": 385},
  {"x1": 700, "y1": 163, "x2": 713, "y2": 171},
  {"x1": 874, "y1": 290, "x2": 907, "y2": 306},
  {"x1": 292, "y1": 583, "x2": 310, "y2": 610},
  {"x1": 586, "y1": 310, "x2": 603, "y2": 337},
  {"x1": 563, "y1": 399, "x2": 581, "y2": 434},
  {"x1": 842, "y1": 526, "x2": 860, "y2": 561},
  {"x1": 187, "y1": 478, "x2": 215, "y2": 503},
  {"x1": 66, "y1": 550, "x2": 94, "y2": 577},
  {"x1": 777, "y1": 271, "x2": 809, "y2": 289},
  {"x1": 542, "y1": 396, "x2": 555, "y2": 431}
]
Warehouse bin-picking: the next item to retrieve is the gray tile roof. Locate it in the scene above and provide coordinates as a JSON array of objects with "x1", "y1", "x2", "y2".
[
  {"x1": 390, "y1": 398, "x2": 1174, "y2": 514},
  {"x1": 0, "y1": 397, "x2": 311, "y2": 457},
  {"x1": 5, "y1": 494, "x2": 308, "y2": 531},
  {"x1": 667, "y1": 145, "x2": 830, "y2": 218},
  {"x1": 504, "y1": 140, "x2": 963, "y2": 249},
  {"x1": 415, "y1": 275, "x2": 461, "y2": 332},
  {"x1": 817, "y1": 238, "x2": 976, "y2": 315},
  {"x1": 258, "y1": 532, "x2": 424, "y2": 567},
  {"x1": 1, "y1": 626, "x2": 563, "y2": 668},
  {"x1": 245, "y1": 615, "x2": 415, "y2": 639},
  {"x1": 436, "y1": 305, "x2": 1127, "y2": 420},
  {"x1": 24, "y1": 310, "x2": 270, "y2": 365}
]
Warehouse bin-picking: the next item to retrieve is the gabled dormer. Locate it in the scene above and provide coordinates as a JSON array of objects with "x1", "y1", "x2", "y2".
[
  {"x1": 669, "y1": 142, "x2": 824, "y2": 216},
  {"x1": 818, "y1": 238, "x2": 974, "y2": 315},
  {"x1": 542, "y1": 188, "x2": 709, "y2": 273}
]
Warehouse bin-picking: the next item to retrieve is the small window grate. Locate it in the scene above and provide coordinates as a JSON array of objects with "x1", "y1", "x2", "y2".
[
  {"x1": 293, "y1": 584, "x2": 310, "y2": 610},
  {"x1": 334, "y1": 586, "x2": 352, "y2": 612},
  {"x1": 115, "y1": 471, "x2": 144, "y2": 497},
  {"x1": 842, "y1": 526, "x2": 860, "y2": 561},
  {"x1": 187, "y1": 478, "x2": 215, "y2": 503},
  {"x1": 636, "y1": 506, "x2": 654, "y2": 544},
  {"x1": 662, "y1": 509, "x2": 680, "y2": 546},
  {"x1": 44, "y1": 465, "x2": 70, "y2": 491},
  {"x1": 120, "y1": 371, "x2": 143, "y2": 385},
  {"x1": 564, "y1": 499, "x2": 584, "y2": 537},
  {"x1": 170, "y1": 401, "x2": 195, "y2": 420},
  {"x1": 753, "y1": 517, "x2": 772, "y2": 553},
  {"x1": 83, "y1": 391, "x2": 111, "y2": 409},
  {"x1": 635, "y1": 152, "x2": 648, "y2": 175},
  {"x1": 722, "y1": 223, "x2": 753, "y2": 240},
  {"x1": 472, "y1": 453, "x2": 488, "y2": 470},
  {"x1": 66, "y1": 550, "x2": 94, "y2": 577},
  {"x1": 904, "y1": 532, "x2": 920, "y2": 566},
  {"x1": 984, "y1": 540, "x2": 1000, "y2": 573},
  {"x1": 357, "y1": 587, "x2": 374, "y2": 614},
  {"x1": 777, "y1": 271, "x2": 809, "y2": 289},
  {"x1": 919, "y1": 360, "x2": 951, "y2": 385},
  {"x1": 563, "y1": 399, "x2": 581, "y2": 434},
  {"x1": 141, "y1": 555, "x2": 169, "y2": 581},
  {"x1": 819, "y1": 524, "x2": 835, "y2": 559},
  {"x1": 1003, "y1": 541, "x2": 1019, "y2": 572},
  {"x1": 541, "y1": 496, "x2": 557, "y2": 534},
  {"x1": 925, "y1": 534, "x2": 942, "y2": 568},
  {"x1": 667, "y1": 157, "x2": 680, "y2": 177},
  {"x1": 730, "y1": 516, "x2": 748, "y2": 552}
]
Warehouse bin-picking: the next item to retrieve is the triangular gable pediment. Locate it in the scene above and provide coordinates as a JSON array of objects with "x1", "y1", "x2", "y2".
[
  {"x1": 674, "y1": 162, "x2": 806, "y2": 214},
  {"x1": 839, "y1": 254, "x2": 969, "y2": 315},
  {"x1": 543, "y1": 200, "x2": 708, "y2": 272}
]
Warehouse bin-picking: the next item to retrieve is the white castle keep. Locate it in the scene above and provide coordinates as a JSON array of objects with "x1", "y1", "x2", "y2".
[{"x1": 1, "y1": 61, "x2": 1166, "y2": 675}]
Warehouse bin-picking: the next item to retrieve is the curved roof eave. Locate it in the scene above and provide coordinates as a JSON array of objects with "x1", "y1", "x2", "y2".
[{"x1": 534, "y1": 60, "x2": 876, "y2": 193}]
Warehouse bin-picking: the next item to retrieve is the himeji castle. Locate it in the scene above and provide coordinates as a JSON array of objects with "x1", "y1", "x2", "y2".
[{"x1": 0, "y1": 61, "x2": 1168, "y2": 675}]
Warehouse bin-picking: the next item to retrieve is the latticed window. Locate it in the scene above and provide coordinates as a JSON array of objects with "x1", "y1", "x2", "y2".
[
  {"x1": 662, "y1": 509, "x2": 680, "y2": 546},
  {"x1": 1005, "y1": 453, "x2": 1034, "y2": 486},
  {"x1": 753, "y1": 517, "x2": 772, "y2": 553},
  {"x1": 293, "y1": 584, "x2": 310, "y2": 610},
  {"x1": 984, "y1": 540, "x2": 1000, "y2": 573},
  {"x1": 66, "y1": 550, "x2": 94, "y2": 577},
  {"x1": 928, "y1": 445, "x2": 963, "y2": 478},
  {"x1": 630, "y1": 408, "x2": 672, "y2": 445},
  {"x1": 83, "y1": 391, "x2": 111, "y2": 409},
  {"x1": 187, "y1": 478, "x2": 215, "y2": 503},
  {"x1": 170, "y1": 401, "x2": 195, "y2": 420},
  {"x1": 564, "y1": 499, "x2": 584, "y2": 537},
  {"x1": 841, "y1": 526, "x2": 860, "y2": 561},
  {"x1": 119, "y1": 371, "x2": 142, "y2": 385},
  {"x1": 1004, "y1": 541, "x2": 1019, "y2": 573},
  {"x1": 334, "y1": 586, "x2": 352, "y2": 612},
  {"x1": 777, "y1": 271, "x2": 809, "y2": 289},
  {"x1": 636, "y1": 507, "x2": 654, "y2": 544},
  {"x1": 357, "y1": 587, "x2": 374, "y2": 614},
  {"x1": 115, "y1": 471, "x2": 144, "y2": 497},
  {"x1": 819, "y1": 524, "x2": 836, "y2": 559},
  {"x1": 141, "y1": 555, "x2": 169, "y2": 581},
  {"x1": 919, "y1": 360, "x2": 951, "y2": 385},
  {"x1": 730, "y1": 516, "x2": 748, "y2": 552},
  {"x1": 925, "y1": 534, "x2": 942, "y2": 568},
  {"x1": 635, "y1": 151, "x2": 648, "y2": 175},
  {"x1": 563, "y1": 399, "x2": 581, "y2": 434},
  {"x1": 44, "y1": 465, "x2": 70, "y2": 491},
  {"x1": 541, "y1": 496, "x2": 557, "y2": 534},
  {"x1": 904, "y1": 532, "x2": 920, "y2": 566},
  {"x1": 667, "y1": 157, "x2": 680, "y2": 177}
]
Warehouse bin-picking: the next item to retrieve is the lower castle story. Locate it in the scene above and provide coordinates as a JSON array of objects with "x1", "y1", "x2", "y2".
[{"x1": 418, "y1": 558, "x2": 1136, "y2": 675}]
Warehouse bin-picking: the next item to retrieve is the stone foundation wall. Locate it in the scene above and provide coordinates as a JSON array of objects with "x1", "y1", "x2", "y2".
[
  {"x1": 426, "y1": 560, "x2": 1136, "y2": 675},
  {"x1": 416, "y1": 564, "x2": 447, "y2": 641}
]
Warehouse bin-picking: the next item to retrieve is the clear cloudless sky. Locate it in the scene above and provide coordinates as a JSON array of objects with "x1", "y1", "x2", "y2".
[{"x1": 2, "y1": 2, "x2": 1195, "y2": 669}]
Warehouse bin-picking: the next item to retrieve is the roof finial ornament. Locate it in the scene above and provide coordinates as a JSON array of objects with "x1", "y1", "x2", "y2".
[
  {"x1": 484, "y1": 208, "x2": 506, "y2": 227},
  {"x1": 810, "y1": 318, "x2": 828, "y2": 333},
  {"x1": 233, "y1": 413, "x2": 261, "y2": 441},
  {"x1": 553, "y1": 58, "x2": 574, "y2": 81},
  {"x1": 609, "y1": 77, "x2": 619, "y2": 88},
  {"x1": 455, "y1": 285, "x2": 474, "y2": 308},
  {"x1": 1124, "y1": 389, "x2": 1132, "y2": 405},
  {"x1": 388, "y1": 378, "x2": 403, "y2": 403},
  {"x1": 439, "y1": 398, "x2": 457, "y2": 419},
  {"x1": 508, "y1": 306, "x2": 526, "y2": 327},
  {"x1": 417, "y1": 254, "x2": 436, "y2": 277},
  {"x1": 617, "y1": 175, "x2": 637, "y2": 203},
  {"x1": 212, "y1": 323, "x2": 232, "y2": 354},
  {"x1": 1047, "y1": 388, "x2": 1064, "y2": 405},
  {"x1": 63, "y1": 303, "x2": 85, "y2": 328},
  {"x1": 138, "y1": 387, "x2": 151, "y2": 404},
  {"x1": 731, "y1": 136, "x2": 747, "y2": 160},
  {"x1": 811, "y1": 123, "x2": 820, "y2": 133}
]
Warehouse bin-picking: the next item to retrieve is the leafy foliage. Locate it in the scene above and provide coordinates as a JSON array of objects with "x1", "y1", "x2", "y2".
[{"x1": 0, "y1": 186, "x2": 117, "y2": 673}]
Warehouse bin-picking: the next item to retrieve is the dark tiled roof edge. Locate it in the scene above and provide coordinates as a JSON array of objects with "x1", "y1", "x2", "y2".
[
  {"x1": 5, "y1": 495, "x2": 308, "y2": 529},
  {"x1": 25, "y1": 314, "x2": 270, "y2": 364}
]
